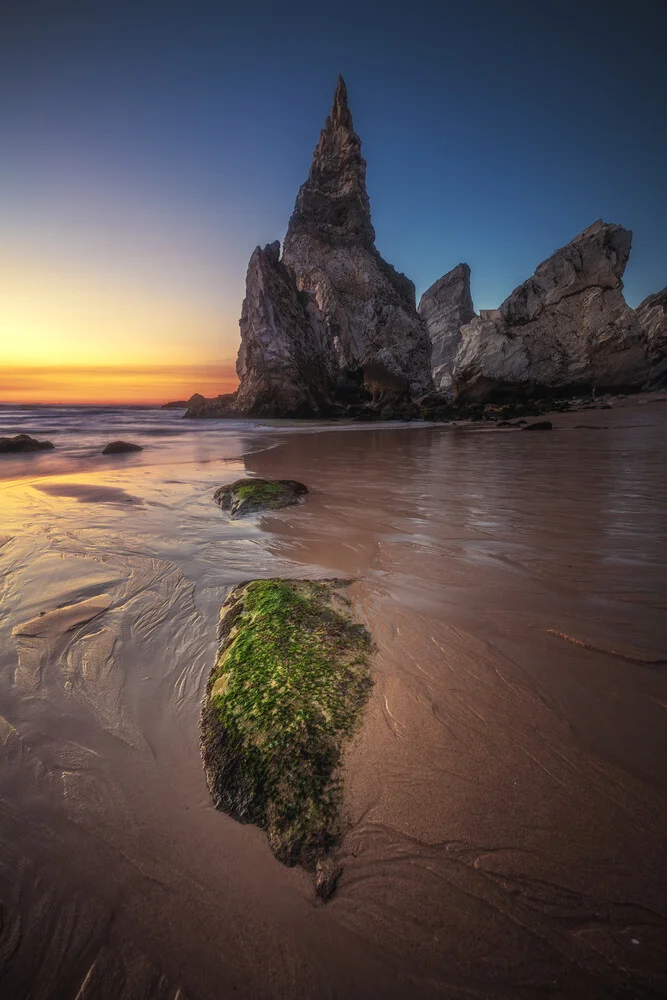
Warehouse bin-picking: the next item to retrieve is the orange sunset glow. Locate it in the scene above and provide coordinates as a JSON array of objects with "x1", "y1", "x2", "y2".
[
  {"x1": 0, "y1": 253, "x2": 241, "y2": 404},
  {"x1": 0, "y1": 364, "x2": 238, "y2": 405}
]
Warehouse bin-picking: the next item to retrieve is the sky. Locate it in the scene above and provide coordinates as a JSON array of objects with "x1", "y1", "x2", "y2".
[{"x1": 1, "y1": 0, "x2": 666, "y2": 403}]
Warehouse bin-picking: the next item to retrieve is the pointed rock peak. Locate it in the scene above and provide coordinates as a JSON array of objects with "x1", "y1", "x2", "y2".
[
  {"x1": 331, "y1": 75, "x2": 352, "y2": 128},
  {"x1": 283, "y1": 76, "x2": 375, "y2": 250}
]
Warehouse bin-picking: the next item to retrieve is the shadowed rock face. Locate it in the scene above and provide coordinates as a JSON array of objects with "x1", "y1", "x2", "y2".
[
  {"x1": 418, "y1": 263, "x2": 476, "y2": 392},
  {"x1": 234, "y1": 242, "x2": 331, "y2": 418},
  {"x1": 635, "y1": 287, "x2": 667, "y2": 384},
  {"x1": 422, "y1": 221, "x2": 652, "y2": 402},
  {"x1": 205, "y1": 76, "x2": 433, "y2": 419}
]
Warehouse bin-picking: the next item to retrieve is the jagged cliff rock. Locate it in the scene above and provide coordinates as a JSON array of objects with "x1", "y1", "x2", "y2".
[
  {"x1": 281, "y1": 77, "x2": 433, "y2": 406},
  {"x1": 233, "y1": 241, "x2": 332, "y2": 417},
  {"x1": 423, "y1": 221, "x2": 651, "y2": 402},
  {"x1": 418, "y1": 263, "x2": 476, "y2": 391},
  {"x1": 635, "y1": 287, "x2": 667, "y2": 383},
  {"x1": 185, "y1": 77, "x2": 432, "y2": 419}
]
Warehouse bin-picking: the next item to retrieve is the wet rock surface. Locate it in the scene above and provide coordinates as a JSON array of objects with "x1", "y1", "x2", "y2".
[
  {"x1": 0, "y1": 433, "x2": 54, "y2": 453},
  {"x1": 102, "y1": 441, "x2": 143, "y2": 454},
  {"x1": 200, "y1": 579, "x2": 372, "y2": 899},
  {"x1": 213, "y1": 478, "x2": 308, "y2": 518}
]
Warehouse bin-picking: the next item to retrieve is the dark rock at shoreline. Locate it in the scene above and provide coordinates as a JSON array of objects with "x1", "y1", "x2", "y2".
[
  {"x1": 213, "y1": 478, "x2": 308, "y2": 518},
  {"x1": 161, "y1": 400, "x2": 189, "y2": 409},
  {"x1": 0, "y1": 433, "x2": 54, "y2": 453},
  {"x1": 523, "y1": 420, "x2": 553, "y2": 431},
  {"x1": 102, "y1": 441, "x2": 143, "y2": 454},
  {"x1": 183, "y1": 392, "x2": 237, "y2": 419},
  {"x1": 422, "y1": 221, "x2": 652, "y2": 402}
]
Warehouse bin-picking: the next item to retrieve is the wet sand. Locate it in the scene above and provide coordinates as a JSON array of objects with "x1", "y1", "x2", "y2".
[{"x1": 0, "y1": 400, "x2": 666, "y2": 999}]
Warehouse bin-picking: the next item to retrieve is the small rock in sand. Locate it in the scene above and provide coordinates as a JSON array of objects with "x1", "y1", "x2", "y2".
[
  {"x1": 523, "y1": 421, "x2": 553, "y2": 431},
  {"x1": 0, "y1": 434, "x2": 54, "y2": 453},
  {"x1": 102, "y1": 441, "x2": 143, "y2": 454},
  {"x1": 213, "y1": 478, "x2": 308, "y2": 519}
]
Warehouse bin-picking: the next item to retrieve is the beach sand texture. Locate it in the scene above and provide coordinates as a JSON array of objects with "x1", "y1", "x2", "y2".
[{"x1": 0, "y1": 400, "x2": 666, "y2": 999}]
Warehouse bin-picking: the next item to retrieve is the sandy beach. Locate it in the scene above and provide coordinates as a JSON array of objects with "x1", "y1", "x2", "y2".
[{"x1": 1, "y1": 399, "x2": 666, "y2": 999}]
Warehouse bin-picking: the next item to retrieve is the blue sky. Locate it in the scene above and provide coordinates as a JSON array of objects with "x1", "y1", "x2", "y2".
[{"x1": 1, "y1": 0, "x2": 665, "y2": 383}]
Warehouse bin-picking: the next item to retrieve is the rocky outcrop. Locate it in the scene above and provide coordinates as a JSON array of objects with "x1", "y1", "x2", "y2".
[
  {"x1": 213, "y1": 478, "x2": 308, "y2": 518},
  {"x1": 0, "y1": 434, "x2": 54, "y2": 453},
  {"x1": 635, "y1": 288, "x2": 667, "y2": 383},
  {"x1": 233, "y1": 242, "x2": 331, "y2": 417},
  {"x1": 101, "y1": 441, "x2": 143, "y2": 454},
  {"x1": 418, "y1": 263, "x2": 476, "y2": 391},
  {"x1": 425, "y1": 221, "x2": 651, "y2": 402},
  {"x1": 281, "y1": 77, "x2": 433, "y2": 408},
  {"x1": 186, "y1": 77, "x2": 433, "y2": 419}
]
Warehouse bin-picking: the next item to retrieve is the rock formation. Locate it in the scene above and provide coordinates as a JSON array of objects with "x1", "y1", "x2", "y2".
[
  {"x1": 233, "y1": 242, "x2": 330, "y2": 417},
  {"x1": 635, "y1": 287, "x2": 667, "y2": 384},
  {"x1": 422, "y1": 221, "x2": 652, "y2": 401},
  {"x1": 185, "y1": 77, "x2": 433, "y2": 418},
  {"x1": 418, "y1": 263, "x2": 476, "y2": 392}
]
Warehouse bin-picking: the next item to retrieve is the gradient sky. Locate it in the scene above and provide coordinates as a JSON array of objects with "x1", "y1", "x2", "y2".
[{"x1": 1, "y1": 0, "x2": 666, "y2": 402}]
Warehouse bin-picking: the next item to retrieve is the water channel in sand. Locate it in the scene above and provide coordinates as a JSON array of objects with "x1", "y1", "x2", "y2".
[{"x1": 0, "y1": 401, "x2": 666, "y2": 999}]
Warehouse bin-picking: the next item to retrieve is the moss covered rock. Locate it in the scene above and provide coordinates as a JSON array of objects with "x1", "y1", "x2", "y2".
[
  {"x1": 213, "y1": 478, "x2": 308, "y2": 518},
  {"x1": 200, "y1": 579, "x2": 373, "y2": 897}
]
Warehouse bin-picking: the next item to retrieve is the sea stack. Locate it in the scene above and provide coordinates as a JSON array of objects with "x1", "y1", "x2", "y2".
[
  {"x1": 421, "y1": 221, "x2": 652, "y2": 401},
  {"x1": 186, "y1": 77, "x2": 433, "y2": 418}
]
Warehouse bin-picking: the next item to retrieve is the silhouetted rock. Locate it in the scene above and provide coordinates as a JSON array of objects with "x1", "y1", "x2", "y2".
[
  {"x1": 0, "y1": 433, "x2": 54, "y2": 453},
  {"x1": 161, "y1": 400, "x2": 189, "y2": 409},
  {"x1": 423, "y1": 221, "x2": 651, "y2": 402},
  {"x1": 213, "y1": 478, "x2": 308, "y2": 518},
  {"x1": 183, "y1": 392, "x2": 237, "y2": 418},
  {"x1": 418, "y1": 263, "x2": 476, "y2": 391},
  {"x1": 523, "y1": 421, "x2": 553, "y2": 431},
  {"x1": 102, "y1": 441, "x2": 143, "y2": 454}
]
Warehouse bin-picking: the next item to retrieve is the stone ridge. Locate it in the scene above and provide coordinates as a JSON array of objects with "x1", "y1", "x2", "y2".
[{"x1": 419, "y1": 221, "x2": 656, "y2": 401}]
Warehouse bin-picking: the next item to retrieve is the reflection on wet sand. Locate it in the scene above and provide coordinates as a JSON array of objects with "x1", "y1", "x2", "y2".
[{"x1": 0, "y1": 402, "x2": 666, "y2": 999}]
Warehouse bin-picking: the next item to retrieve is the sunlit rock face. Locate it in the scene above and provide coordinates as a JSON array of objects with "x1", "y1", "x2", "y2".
[
  {"x1": 635, "y1": 287, "x2": 667, "y2": 384},
  {"x1": 422, "y1": 221, "x2": 652, "y2": 402},
  {"x1": 229, "y1": 76, "x2": 433, "y2": 417},
  {"x1": 418, "y1": 263, "x2": 476, "y2": 392}
]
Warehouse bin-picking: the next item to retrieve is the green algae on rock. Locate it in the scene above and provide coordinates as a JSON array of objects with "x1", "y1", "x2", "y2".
[
  {"x1": 213, "y1": 478, "x2": 307, "y2": 518},
  {"x1": 200, "y1": 579, "x2": 373, "y2": 898}
]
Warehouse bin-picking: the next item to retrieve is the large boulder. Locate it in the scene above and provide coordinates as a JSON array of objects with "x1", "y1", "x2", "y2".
[
  {"x1": 635, "y1": 287, "x2": 667, "y2": 384},
  {"x1": 443, "y1": 221, "x2": 651, "y2": 402},
  {"x1": 418, "y1": 263, "x2": 476, "y2": 392}
]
